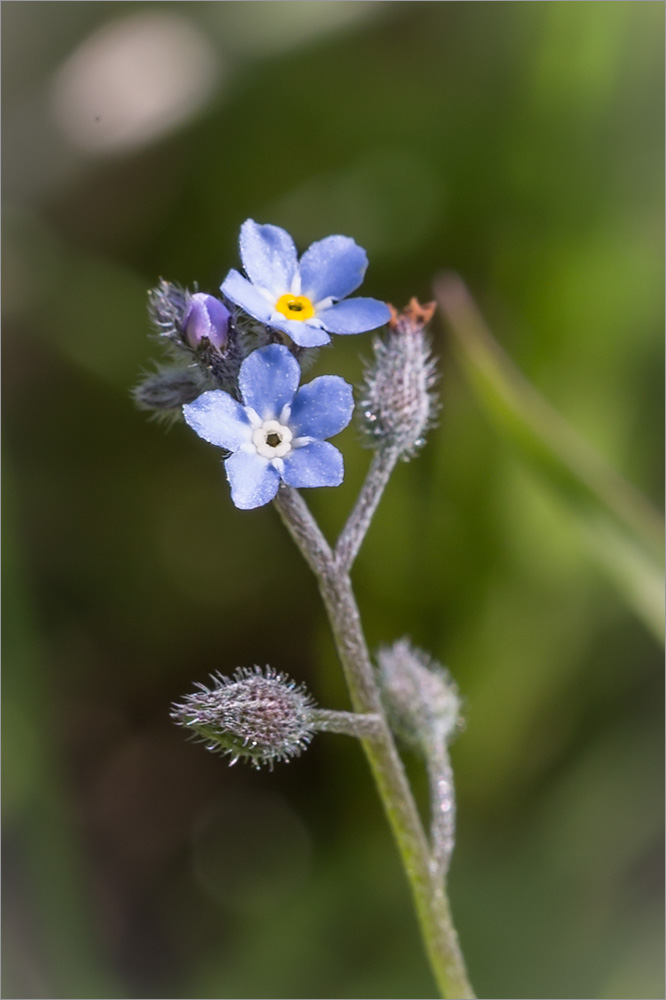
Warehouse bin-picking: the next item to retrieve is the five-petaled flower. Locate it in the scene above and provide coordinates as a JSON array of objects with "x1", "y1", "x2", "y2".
[
  {"x1": 221, "y1": 220, "x2": 391, "y2": 348},
  {"x1": 183, "y1": 344, "x2": 354, "y2": 509}
]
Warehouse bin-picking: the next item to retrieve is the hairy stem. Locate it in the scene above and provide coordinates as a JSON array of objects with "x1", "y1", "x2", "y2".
[
  {"x1": 311, "y1": 709, "x2": 382, "y2": 739},
  {"x1": 427, "y1": 742, "x2": 456, "y2": 884},
  {"x1": 336, "y1": 446, "x2": 400, "y2": 571},
  {"x1": 273, "y1": 485, "x2": 474, "y2": 1000}
]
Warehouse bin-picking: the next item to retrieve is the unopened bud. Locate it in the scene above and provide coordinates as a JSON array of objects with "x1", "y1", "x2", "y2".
[
  {"x1": 148, "y1": 281, "x2": 230, "y2": 356},
  {"x1": 145, "y1": 281, "x2": 244, "y2": 396},
  {"x1": 171, "y1": 666, "x2": 316, "y2": 769},
  {"x1": 148, "y1": 278, "x2": 189, "y2": 342},
  {"x1": 376, "y1": 638, "x2": 460, "y2": 753},
  {"x1": 182, "y1": 293, "x2": 230, "y2": 351},
  {"x1": 359, "y1": 298, "x2": 438, "y2": 460},
  {"x1": 172, "y1": 668, "x2": 381, "y2": 768},
  {"x1": 133, "y1": 367, "x2": 209, "y2": 412},
  {"x1": 377, "y1": 639, "x2": 462, "y2": 880}
]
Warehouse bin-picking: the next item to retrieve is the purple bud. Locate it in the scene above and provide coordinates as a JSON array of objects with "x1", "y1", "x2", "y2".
[{"x1": 182, "y1": 293, "x2": 230, "y2": 351}]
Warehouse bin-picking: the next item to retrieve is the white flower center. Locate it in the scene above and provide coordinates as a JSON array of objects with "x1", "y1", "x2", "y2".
[{"x1": 252, "y1": 419, "x2": 293, "y2": 459}]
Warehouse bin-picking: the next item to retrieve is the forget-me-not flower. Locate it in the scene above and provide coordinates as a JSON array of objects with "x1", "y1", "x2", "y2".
[
  {"x1": 221, "y1": 220, "x2": 391, "y2": 348},
  {"x1": 183, "y1": 344, "x2": 354, "y2": 509}
]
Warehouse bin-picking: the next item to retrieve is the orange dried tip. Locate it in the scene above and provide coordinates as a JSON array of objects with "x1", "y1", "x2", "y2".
[
  {"x1": 275, "y1": 293, "x2": 315, "y2": 322},
  {"x1": 388, "y1": 297, "x2": 437, "y2": 330}
]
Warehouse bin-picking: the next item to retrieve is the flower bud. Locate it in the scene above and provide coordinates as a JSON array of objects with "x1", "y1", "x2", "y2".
[
  {"x1": 182, "y1": 293, "x2": 230, "y2": 351},
  {"x1": 376, "y1": 638, "x2": 460, "y2": 754},
  {"x1": 133, "y1": 367, "x2": 208, "y2": 412},
  {"x1": 359, "y1": 298, "x2": 438, "y2": 459},
  {"x1": 148, "y1": 278, "x2": 189, "y2": 341},
  {"x1": 171, "y1": 666, "x2": 316, "y2": 769},
  {"x1": 377, "y1": 639, "x2": 461, "y2": 879}
]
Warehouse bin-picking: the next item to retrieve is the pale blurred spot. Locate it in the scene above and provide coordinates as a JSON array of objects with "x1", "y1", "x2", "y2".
[
  {"x1": 191, "y1": 789, "x2": 313, "y2": 914},
  {"x1": 270, "y1": 149, "x2": 445, "y2": 260},
  {"x1": 50, "y1": 12, "x2": 221, "y2": 155},
  {"x1": 207, "y1": 0, "x2": 389, "y2": 56}
]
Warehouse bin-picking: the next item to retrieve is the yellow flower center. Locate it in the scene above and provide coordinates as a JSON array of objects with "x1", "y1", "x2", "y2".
[{"x1": 275, "y1": 293, "x2": 315, "y2": 322}]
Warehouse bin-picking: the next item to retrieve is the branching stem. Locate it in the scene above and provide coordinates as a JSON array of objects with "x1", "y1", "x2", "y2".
[
  {"x1": 273, "y1": 484, "x2": 474, "y2": 1000},
  {"x1": 335, "y1": 446, "x2": 400, "y2": 572}
]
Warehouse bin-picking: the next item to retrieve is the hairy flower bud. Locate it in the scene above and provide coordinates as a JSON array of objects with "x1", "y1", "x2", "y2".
[
  {"x1": 377, "y1": 639, "x2": 462, "y2": 880},
  {"x1": 376, "y1": 638, "x2": 460, "y2": 754},
  {"x1": 148, "y1": 278, "x2": 189, "y2": 344},
  {"x1": 171, "y1": 667, "x2": 317, "y2": 769},
  {"x1": 145, "y1": 280, "x2": 247, "y2": 396},
  {"x1": 172, "y1": 668, "x2": 381, "y2": 767},
  {"x1": 148, "y1": 281, "x2": 230, "y2": 355},
  {"x1": 359, "y1": 298, "x2": 438, "y2": 459},
  {"x1": 182, "y1": 293, "x2": 230, "y2": 351},
  {"x1": 133, "y1": 366, "x2": 209, "y2": 412}
]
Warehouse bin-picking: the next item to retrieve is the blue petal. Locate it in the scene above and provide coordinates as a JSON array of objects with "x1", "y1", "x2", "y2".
[
  {"x1": 265, "y1": 316, "x2": 331, "y2": 348},
  {"x1": 183, "y1": 391, "x2": 253, "y2": 450},
  {"x1": 225, "y1": 451, "x2": 281, "y2": 509},
  {"x1": 290, "y1": 376, "x2": 354, "y2": 440},
  {"x1": 317, "y1": 297, "x2": 391, "y2": 335},
  {"x1": 239, "y1": 220, "x2": 298, "y2": 297},
  {"x1": 281, "y1": 441, "x2": 344, "y2": 489},
  {"x1": 221, "y1": 269, "x2": 272, "y2": 323},
  {"x1": 238, "y1": 344, "x2": 300, "y2": 419},
  {"x1": 299, "y1": 236, "x2": 368, "y2": 304}
]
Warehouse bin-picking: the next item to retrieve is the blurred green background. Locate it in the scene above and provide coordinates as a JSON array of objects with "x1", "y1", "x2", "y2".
[{"x1": 3, "y1": 3, "x2": 664, "y2": 998}]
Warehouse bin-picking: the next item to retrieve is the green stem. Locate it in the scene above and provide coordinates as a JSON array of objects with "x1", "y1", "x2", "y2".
[
  {"x1": 427, "y1": 741, "x2": 456, "y2": 884},
  {"x1": 273, "y1": 485, "x2": 474, "y2": 1000},
  {"x1": 310, "y1": 709, "x2": 383, "y2": 739}
]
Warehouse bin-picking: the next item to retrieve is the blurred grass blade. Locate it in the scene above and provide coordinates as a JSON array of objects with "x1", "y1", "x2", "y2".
[
  {"x1": 435, "y1": 273, "x2": 665, "y2": 644},
  {"x1": 3, "y1": 460, "x2": 125, "y2": 998}
]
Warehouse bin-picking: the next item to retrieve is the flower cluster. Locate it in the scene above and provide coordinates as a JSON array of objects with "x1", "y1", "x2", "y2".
[{"x1": 139, "y1": 220, "x2": 396, "y2": 505}]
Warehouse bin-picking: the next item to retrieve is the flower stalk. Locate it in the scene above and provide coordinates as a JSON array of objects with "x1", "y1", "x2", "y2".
[
  {"x1": 273, "y1": 485, "x2": 474, "y2": 1000},
  {"x1": 335, "y1": 446, "x2": 400, "y2": 572},
  {"x1": 337, "y1": 297, "x2": 439, "y2": 570}
]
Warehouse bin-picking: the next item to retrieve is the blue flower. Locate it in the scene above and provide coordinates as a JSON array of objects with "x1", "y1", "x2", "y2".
[
  {"x1": 221, "y1": 220, "x2": 391, "y2": 348},
  {"x1": 183, "y1": 344, "x2": 354, "y2": 509}
]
